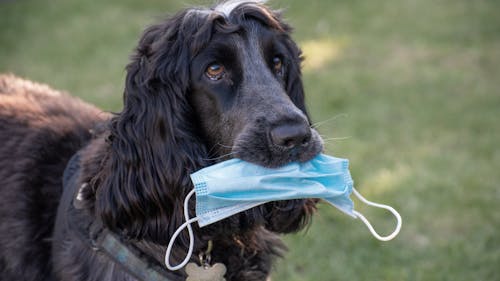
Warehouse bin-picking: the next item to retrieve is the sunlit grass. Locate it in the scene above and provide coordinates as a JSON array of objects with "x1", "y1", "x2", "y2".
[
  {"x1": 358, "y1": 165, "x2": 410, "y2": 196},
  {"x1": 300, "y1": 38, "x2": 344, "y2": 71}
]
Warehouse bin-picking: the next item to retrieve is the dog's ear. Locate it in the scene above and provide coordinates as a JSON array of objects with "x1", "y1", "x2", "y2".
[{"x1": 95, "y1": 11, "x2": 211, "y2": 242}]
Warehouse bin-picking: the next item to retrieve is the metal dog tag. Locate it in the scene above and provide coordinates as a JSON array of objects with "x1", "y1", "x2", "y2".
[{"x1": 185, "y1": 262, "x2": 227, "y2": 281}]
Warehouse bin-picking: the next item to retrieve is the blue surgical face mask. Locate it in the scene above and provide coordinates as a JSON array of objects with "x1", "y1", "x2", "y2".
[{"x1": 165, "y1": 154, "x2": 402, "y2": 270}]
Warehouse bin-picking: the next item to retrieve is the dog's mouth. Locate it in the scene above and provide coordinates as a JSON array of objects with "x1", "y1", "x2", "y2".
[{"x1": 198, "y1": 124, "x2": 322, "y2": 239}]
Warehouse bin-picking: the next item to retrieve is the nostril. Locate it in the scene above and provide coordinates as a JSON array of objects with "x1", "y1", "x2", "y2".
[
  {"x1": 301, "y1": 134, "x2": 311, "y2": 146},
  {"x1": 270, "y1": 123, "x2": 311, "y2": 149}
]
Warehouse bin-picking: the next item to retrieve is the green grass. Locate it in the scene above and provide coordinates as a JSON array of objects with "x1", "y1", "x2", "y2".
[{"x1": 1, "y1": 0, "x2": 499, "y2": 280}]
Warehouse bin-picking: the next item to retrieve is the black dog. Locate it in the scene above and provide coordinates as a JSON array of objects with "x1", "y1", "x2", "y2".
[{"x1": 0, "y1": 1, "x2": 323, "y2": 280}]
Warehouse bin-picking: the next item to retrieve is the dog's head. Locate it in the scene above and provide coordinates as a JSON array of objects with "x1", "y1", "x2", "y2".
[
  {"x1": 91, "y1": 0, "x2": 322, "y2": 249},
  {"x1": 187, "y1": 2, "x2": 322, "y2": 168}
]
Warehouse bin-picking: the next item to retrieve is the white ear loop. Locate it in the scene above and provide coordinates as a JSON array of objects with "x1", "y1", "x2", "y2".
[
  {"x1": 165, "y1": 189, "x2": 198, "y2": 271},
  {"x1": 165, "y1": 187, "x2": 402, "y2": 270},
  {"x1": 352, "y1": 188, "x2": 402, "y2": 241}
]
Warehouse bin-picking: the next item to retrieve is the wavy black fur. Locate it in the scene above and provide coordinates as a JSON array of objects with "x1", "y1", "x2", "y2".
[{"x1": 0, "y1": 2, "x2": 323, "y2": 281}]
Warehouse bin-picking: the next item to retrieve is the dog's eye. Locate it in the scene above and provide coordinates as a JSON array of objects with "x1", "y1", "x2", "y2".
[
  {"x1": 273, "y1": 56, "x2": 284, "y2": 75},
  {"x1": 205, "y1": 63, "x2": 225, "y2": 81}
]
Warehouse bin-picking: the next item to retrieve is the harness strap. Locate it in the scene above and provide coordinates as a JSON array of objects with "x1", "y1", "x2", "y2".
[{"x1": 97, "y1": 232, "x2": 174, "y2": 281}]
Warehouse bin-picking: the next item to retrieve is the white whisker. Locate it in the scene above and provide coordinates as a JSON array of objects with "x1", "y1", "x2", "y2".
[
  {"x1": 203, "y1": 151, "x2": 238, "y2": 162},
  {"x1": 216, "y1": 143, "x2": 234, "y2": 149},
  {"x1": 311, "y1": 113, "x2": 348, "y2": 129},
  {"x1": 321, "y1": 136, "x2": 352, "y2": 142}
]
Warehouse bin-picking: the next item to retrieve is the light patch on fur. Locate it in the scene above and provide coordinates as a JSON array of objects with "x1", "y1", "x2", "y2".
[
  {"x1": 76, "y1": 183, "x2": 88, "y2": 202},
  {"x1": 185, "y1": 8, "x2": 212, "y2": 19},
  {"x1": 214, "y1": 0, "x2": 268, "y2": 17},
  {"x1": 183, "y1": 0, "x2": 271, "y2": 28}
]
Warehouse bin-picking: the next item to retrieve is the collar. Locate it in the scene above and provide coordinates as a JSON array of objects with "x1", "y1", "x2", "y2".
[
  {"x1": 63, "y1": 153, "x2": 178, "y2": 281},
  {"x1": 95, "y1": 230, "x2": 176, "y2": 281}
]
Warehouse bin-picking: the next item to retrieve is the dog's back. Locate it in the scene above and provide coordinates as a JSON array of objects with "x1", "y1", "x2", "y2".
[{"x1": 0, "y1": 75, "x2": 105, "y2": 280}]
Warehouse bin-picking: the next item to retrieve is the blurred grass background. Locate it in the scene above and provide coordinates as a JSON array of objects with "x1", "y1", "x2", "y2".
[{"x1": 1, "y1": 0, "x2": 499, "y2": 280}]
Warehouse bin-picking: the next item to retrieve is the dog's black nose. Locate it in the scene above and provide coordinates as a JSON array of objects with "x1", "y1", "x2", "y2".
[{"x1": 270, "y1": 123, "x2": 311, "y2": 149}]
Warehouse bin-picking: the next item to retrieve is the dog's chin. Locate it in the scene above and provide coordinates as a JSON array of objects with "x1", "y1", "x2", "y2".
[{"x1": 201, "y1": 197, "x2": 316, "y2": 238}]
